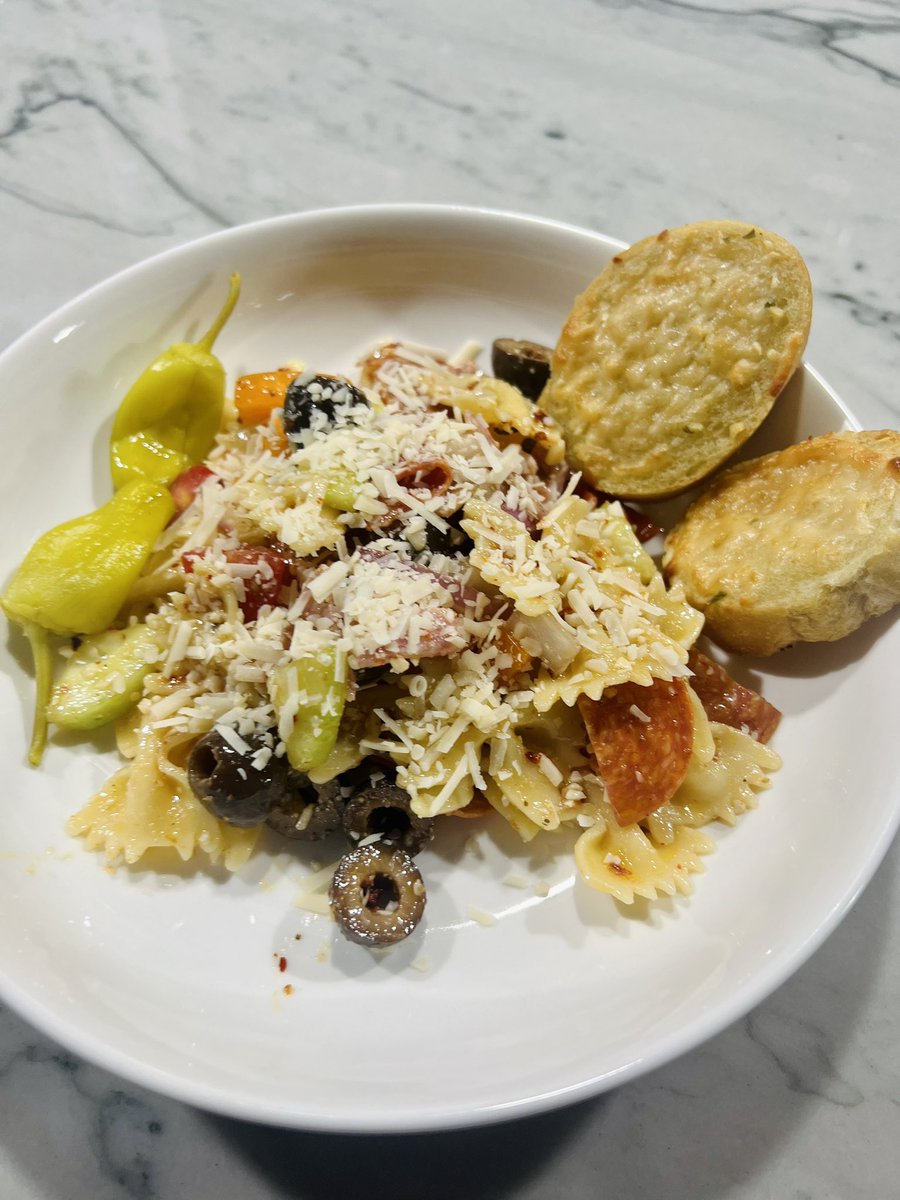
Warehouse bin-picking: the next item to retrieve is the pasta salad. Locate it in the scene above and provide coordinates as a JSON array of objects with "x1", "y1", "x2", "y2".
[{"x1": 4, "y1": 283, "x2": 782, "y2": 948}]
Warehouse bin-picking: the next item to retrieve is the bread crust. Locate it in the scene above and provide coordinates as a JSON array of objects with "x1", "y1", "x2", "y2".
[
  {"x1": 663, "y1": 430, "x2": 900, "y2": 655},
  {"x1": 542, "y1": 221, "x2": 813, "y2": 499}
]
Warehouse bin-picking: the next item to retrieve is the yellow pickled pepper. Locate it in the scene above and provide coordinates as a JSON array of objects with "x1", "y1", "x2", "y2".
[
  {"x1": 2, "y1": 480, "x2": 175, "y2": 764},
  {"x1": 3, "y1": 273, "x2": 241, "y2": 765},
  {"x1": 109, "y1": 273, "x2": 240, "y2": 489}
]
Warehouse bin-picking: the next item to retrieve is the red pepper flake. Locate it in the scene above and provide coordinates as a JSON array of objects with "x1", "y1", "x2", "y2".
[
  {"x1": 525, "y1": 750, "x2": 543, "y2": 764},
  {"x1": 278, "y1": 955, "x2": 288, "y2": 973},
  {"x1": 181, "y1": 549, "x2": 205, "y2": 573}
]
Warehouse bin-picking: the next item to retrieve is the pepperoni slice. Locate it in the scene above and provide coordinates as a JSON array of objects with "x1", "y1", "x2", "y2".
[
  {"x1": 395, "y1": 458, "x2": 453, "y2": 496},
  {"x1": 578, "y1": 678, "x2": 694, "y2": 826},
  {"x1": 687, "y1": 649, "x2": 781, "y2": 744}
]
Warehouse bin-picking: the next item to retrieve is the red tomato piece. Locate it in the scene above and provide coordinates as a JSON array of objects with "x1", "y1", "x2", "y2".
[
  {"x1": 180, "y1": 544, "x2": 290, "y2": 622},
  {"x1": 170, "y1": 465, "x2": 217, "y2": 513},
  {"x1": 228, "y1": 546, "x2": 289, "y2": 622}
]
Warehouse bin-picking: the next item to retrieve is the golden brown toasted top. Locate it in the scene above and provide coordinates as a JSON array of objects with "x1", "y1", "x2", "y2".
[
  {"x1": 663, "y1": 430, "x2": 900, "y2": 655},
  {"x1": 542, "y1": 220, "x2": 813, "y2": 499}
]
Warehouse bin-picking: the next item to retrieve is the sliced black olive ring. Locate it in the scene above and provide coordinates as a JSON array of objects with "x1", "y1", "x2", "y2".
[
  {"x1": 419, "y1": 510, "x2": 474, "y2": 559},
  {"x1": 187, "y1": 730, "x2": 284, "y2": 827},
  {"x1": 282, "y1": 373, "x2": 369, "y2": 436},
  {"x1": 266, "y1": 776, "x2": 343, "y2": 841},
  {"x1": 329, "y1": 845, "x2": 426, "y2": 946},
  {"x1": 342, "y1": 783, "x2": 434, "y2": 856},
  {"x1": 491, "y1": 337, "x2": 553, "y2": 401}
]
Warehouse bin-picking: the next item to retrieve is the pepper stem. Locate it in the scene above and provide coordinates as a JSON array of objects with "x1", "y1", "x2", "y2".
[
  {"x1": 24, "y1": 622, "x2": 53, "y2": 767},
  {"x1": 196, "y1": 272, "x2": 241, "y2": 353}
]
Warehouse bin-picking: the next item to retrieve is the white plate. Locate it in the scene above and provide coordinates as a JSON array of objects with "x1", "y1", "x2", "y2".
[{"x1": 0, "y1": 206, "x2": 897, "y2": 1132}]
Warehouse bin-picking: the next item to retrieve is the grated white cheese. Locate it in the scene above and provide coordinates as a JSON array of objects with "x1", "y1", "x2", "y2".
[
  {"x1": 307, "y1": 560, "x2": 350, "y2": 603},
  {"x1": 468, "y1": 906, "x2": 497, "y2": 927},
  {"x1": 501, "y1": 872, "x2": 529, "y2": 889},
  {"x1": 215, "y1": 723, "x2": 253, "y2": 757},
  {"x1": 537, "y1": 755, "x2": 563, "y2": 787}
]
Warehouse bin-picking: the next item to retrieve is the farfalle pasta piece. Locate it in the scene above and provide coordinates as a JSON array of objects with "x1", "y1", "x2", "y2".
[
  {"x1": 574, "y1": 792, "x2": 714, "y2": 903},
  {"x1": 358, "y1": 342, "x2": 565, "y2": 463},
  {"x1": 237, "y1": 487, "x2": 344, "y2": 558},
  {"x1": 646, "y1": 721, "x2": 782, "y2": 843},
  {"x1": 486, "y1": 731, "x2": 563, "y2": 831},
  {"x1": 437, "y1": 375, "x2": 566, "y2": 466},
  {"x1": 482, "y1": 778, "x2": 545, "y2": 843},
  {"x1": 67, "y1": 728, "x2": 258, "y2": 868},
  {"x1": 464, "y1": 496, "x2": 703, "y2": 713},
  {"x1": 402, "y1": 730, "x2": 484, "y2": 817},
  {"x1": 462, "y1": 499, "x2": 559, "y2": 616},
  {"x1": 374, "y1": 657, "x2": 519, "y2": 817}
]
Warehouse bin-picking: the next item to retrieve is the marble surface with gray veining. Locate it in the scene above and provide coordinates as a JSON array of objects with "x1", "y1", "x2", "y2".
[{"x1": 1, "y1": 0, "x2": 899, "y2": 1196}]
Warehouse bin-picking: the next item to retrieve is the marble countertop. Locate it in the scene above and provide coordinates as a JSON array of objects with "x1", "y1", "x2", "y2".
[{"x1": 2, "y1": 0, "x2": 898, "y2": 1195}]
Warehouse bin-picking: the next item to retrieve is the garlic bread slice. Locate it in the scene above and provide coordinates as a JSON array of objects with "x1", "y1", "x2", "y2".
[
  {"x1": 663, "y1": 430, "x2": 900, "y2": 655},
  {"x1": 542, "y1": 220, "x2": 812, "y2": 498}
]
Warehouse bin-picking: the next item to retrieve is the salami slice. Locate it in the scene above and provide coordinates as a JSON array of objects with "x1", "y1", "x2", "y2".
[
  {"x1": 578, "y1": 678, "x2": 694, "y2": 826},
  {"x1": 687, "y1": 649, "x2": 781, "y2": 744}
]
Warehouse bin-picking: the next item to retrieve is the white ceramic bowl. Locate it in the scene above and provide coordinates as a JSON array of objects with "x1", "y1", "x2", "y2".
[{"x1": 0, "y1": 205, "x2": 897, "y2": 1132}]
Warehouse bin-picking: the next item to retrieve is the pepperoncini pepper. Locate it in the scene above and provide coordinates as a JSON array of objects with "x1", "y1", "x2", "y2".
[
  {"x1": 109, "y1": 274, "x2": 240, "y2": 489},
  {"x1": 1, "y1": 479, "x2": 175, "y2": 765}
]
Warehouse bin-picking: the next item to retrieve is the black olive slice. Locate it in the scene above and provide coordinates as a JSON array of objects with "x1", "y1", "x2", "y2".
[
  {"x1": 282, "y1": 373, "x2": 369, "y2": 436},
  {"x1": 353, "y1": 664, "x2": 392, "y2": 688},
  {"x1": 491, "y1": 338, "x2": 553, "y2": 401},
  {"x1": 266, "y1": 776, "x2": 343, "y2": 841},
  {"x1": 187, "y1": 731, "x2": 283, "y2": 827},
  {"x1": 329, "y1": 845, "x2": 426, "y2": 946},
  {"x1": 342, "y1": 783, "x2": 434, "y2": 856},
  {"x1": 418, "y1": 510, "x2": 474, "y2": 558},
  {"x1": 337, "y1": 757, "x2": 397, "y2": 794}
]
